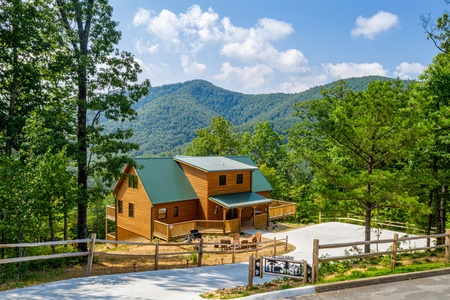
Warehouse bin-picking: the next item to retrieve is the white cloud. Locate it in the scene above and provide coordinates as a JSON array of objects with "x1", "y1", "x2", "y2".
[
  {"x1": 147, "y1": 9, "x2": 181, "y2": 44},
  {"x1": 323, "y1": 62, "x2": 388, "y2": 79},
  {"x1": 181, "y1": 55, "x2": 207, "y2": 75},
  {"x1": 393, "y1": 62, "x2": 425, "y2": 79},
  {"x1": 214, "y1": 62, "x2": 273, "y2": 91},
  {"x1": 279, "y1": 74, "x2": 329, "y2": 93},
  {"x1": 351, "y1": 11, "x2": 399, "y2": 39},
  {"x1": 132, "y1": 7, "x2": 151, "y2": 26},
  {"x1": 133, "y1": 39, "x2": 159, "y2": 54}
]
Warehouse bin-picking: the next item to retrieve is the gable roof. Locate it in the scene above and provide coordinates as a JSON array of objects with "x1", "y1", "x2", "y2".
[
  {"x1": 174, "y1": 155, "x2": 258, "y2": 172},
  {"x1": 133, "y1": 158, "x2": 198, "y2": 205},
  {"x1": 227, "y1": 156, "x2": 273, "y2": 193}
]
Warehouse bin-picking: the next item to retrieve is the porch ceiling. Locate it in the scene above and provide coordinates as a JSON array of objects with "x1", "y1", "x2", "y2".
[{"x1": 209, "y1": 192, "x2": 272, "y2": 209}]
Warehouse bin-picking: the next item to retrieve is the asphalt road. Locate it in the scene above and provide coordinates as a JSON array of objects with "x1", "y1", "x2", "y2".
[{"x1": 289, "y1": 273, "x2": 450, "y2": 300}]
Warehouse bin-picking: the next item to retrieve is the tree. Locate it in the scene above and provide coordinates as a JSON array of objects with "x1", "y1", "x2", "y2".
[
  {"x1": 185, "y1": 116, "x2": 244, "y2": 156},
  {"x1": 246, "y1": 121, "x2": 287, "y2": 169},
  {"x1": 56, "y1": 0, "x2": 150, "y2": 250},
  {"x1": 289, "y1": 80, "x2": 427, "y2": 253}
]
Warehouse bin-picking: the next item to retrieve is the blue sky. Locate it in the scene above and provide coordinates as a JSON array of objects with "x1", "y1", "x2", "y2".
[{"x1": 109, "y1": 0, "x2": 446, "y2": 94}]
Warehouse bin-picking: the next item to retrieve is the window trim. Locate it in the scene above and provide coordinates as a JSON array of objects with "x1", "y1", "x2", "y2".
[
  {"x1": 128, "y1": 203, "x2": 134, "y2": 218},
  {"x1": 219, "y1": 174, "x2": 227, "y2": 186}
]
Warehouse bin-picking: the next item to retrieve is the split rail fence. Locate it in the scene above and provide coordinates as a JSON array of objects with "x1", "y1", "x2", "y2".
[
  {"x1": 311, "y1": 229, "x2": 450, "y2": 283},
  {"x1": 0, "y1": 234, "x2": 289, "y2": 277}
]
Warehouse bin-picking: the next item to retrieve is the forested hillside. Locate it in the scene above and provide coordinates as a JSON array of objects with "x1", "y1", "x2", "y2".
[{"x1": 104, "y1": 76, "x2": 392, "y2": 156}]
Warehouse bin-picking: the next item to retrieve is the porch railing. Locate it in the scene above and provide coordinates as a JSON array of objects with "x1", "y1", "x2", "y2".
[
  {"x1": 106, "y1": 205, "x2": 115, "y2": 221},
  {"x1": 254, "y1": 213, "x2": 267, "y2": 227},
  {"x1": 269, "y1": 200, "x2": 296, "y2": 221}
]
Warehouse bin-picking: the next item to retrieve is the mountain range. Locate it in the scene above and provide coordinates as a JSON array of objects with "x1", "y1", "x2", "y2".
[{"x1": 104, "y1": 76, "x2": 392, "y2": 156}]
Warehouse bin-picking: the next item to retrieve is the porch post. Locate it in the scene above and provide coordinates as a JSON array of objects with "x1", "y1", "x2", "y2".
[
  {"x1": 238, "y1": 207, "x2": 243, "y2": 232},
  {"x1": 266, "y1": 203, "x2": 270, "y2": 226},
  {"x1": 223, "y1": 208, "x2": 228, "y2": 234},
  {"x1": 252, "y1": 205, "x2": 257, "y2": 227}
]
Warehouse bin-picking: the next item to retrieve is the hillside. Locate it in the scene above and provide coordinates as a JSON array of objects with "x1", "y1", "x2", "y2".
[{"x1": 104, "y1": 76, "x2": 393, "y2": 156}]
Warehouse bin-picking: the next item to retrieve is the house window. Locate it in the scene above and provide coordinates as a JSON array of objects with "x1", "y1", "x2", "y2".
[
  {"x1": 236, "y1": 174, "x2": 243, "y2": 184},
  {"x1": 219, "y1": 175, "x2": 226, "y2": 186},
  {"x1": 129, "y1": 175, "x2": 138, "y2": 189},
  {"x1": 158, "y1": 208, "x2": 167, "y2": 219},
  {"x1": 118, "y1": 200, "x2": 123, "y2": 214},
  {"x1": 129, "y1": 203, "x2": 134, "y2": 218},
  {"x1": 174, "y1": 206, "x2": 179, "y2": 218}
]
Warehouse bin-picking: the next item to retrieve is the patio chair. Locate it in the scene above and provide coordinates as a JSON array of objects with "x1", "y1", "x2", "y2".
[
  {"x1": 255, "y1": 231, "x2": 262, "y2": 242},
  {"x1": 190, "y1": 229, "x2": 202, "y2": 241},
  {"x1": 251, "y1": 236, "x2": 258, "y2": 248},
  {"x1": 220, "y1": 239, "x2": 231, "y2": 251},
  {"x1": 233, "y1": 232, "x2": 240, "y2": 244},
  {"x1": 240, "y1": 239, "x2": 249, "y2": 249}
]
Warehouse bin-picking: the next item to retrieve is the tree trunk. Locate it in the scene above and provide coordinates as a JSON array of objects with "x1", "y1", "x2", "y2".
[{"x1": 364, "y1": 205, "x2": 372, "y2": 254}]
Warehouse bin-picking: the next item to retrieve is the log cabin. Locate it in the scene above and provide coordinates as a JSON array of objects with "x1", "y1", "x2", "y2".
[{"x1": 106, "y1": 155, "x2": 296, "y2": 241}]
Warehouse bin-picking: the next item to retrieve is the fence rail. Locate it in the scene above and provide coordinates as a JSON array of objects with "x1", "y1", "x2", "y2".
[
  {"x1": 311, "y1": 230, "x2": 450, "y2": 283},
  {"x1": 0, "y1": 234, "x2": 289, "y2": 277}
]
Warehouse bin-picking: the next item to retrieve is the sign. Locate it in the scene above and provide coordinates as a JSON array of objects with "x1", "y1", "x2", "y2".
[
  {"x1": 254, "y1": 258, "x2": 261, "y2": 277},
  {"x1": 262, "y1": 256, "x2": 310, "y2": 279}
]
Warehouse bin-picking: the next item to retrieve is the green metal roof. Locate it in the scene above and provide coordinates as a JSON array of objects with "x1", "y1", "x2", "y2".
[
  {"x1": 174, "y1": 155, "x2": 258, "y2": 172},
  {"x1": 227, "y1": 156, "x2": 273, "y2": 192},
  {"x1": 209, "y1": 192, "x2": 272, "y2": 209},
  {"x1": 133, "y1": 158, "x2": 198, "y2": 205}
]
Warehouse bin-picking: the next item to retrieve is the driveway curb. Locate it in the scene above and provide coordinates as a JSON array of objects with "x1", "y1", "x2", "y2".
[
  {"x1": 237, "y1": 267, "x2": 450, "y2": 299},
  {"x1": 314, "y1": 267, "x2": 450, "y2": 293}
]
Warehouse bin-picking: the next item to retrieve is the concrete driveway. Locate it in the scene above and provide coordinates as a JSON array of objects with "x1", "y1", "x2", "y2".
[{"x1": 0, "y1": 222, "x2": 428, "y2": 299}]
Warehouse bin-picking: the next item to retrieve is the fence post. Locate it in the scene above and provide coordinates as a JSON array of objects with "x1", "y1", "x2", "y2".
[
  {"x1": 86, "y1": 233, "x2": 96, "y2": 276},
  {"x1": 391, "y1": 233, "x2": 398, "y2": 270},
  {"x1": 248, "y1": 255, "x2": 254, "y2": 287},
  {"x1": 273, "y1": 237, "x2": 277, "y2": 255},
  {"x1": 255, "y1": 241, "x2": 259, "y2": 258},
  {"x1": 154, "y1": 239, "x2": 159, "y2": 270},
  {"x1": 446, "y1": 229, "x2": 450, "y2": 264},
  {"x1": 347, "y1": 213, "x2": 350, "y2": 223},
  {"x1": 285, "y1": 235, "x2": 288, "y2": 252},
  {"x1": 232, "y1": 243, "x2": 236, "y2": 263},
  {"x1": 302, "y1": 260, "x2": 308, "y2": 285},
  {"x1": 197, "y1": 239, "x2": 203, "y2": 267},
  {"x1": 318, "y1": 211, "x2": 322, "y2": 223},
  {"x1": 312, "y1": 239, "x2": 319, "y2": 284}
]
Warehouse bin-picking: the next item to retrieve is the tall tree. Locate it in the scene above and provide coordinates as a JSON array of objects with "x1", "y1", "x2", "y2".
[
  {"x1": 289, "y1": 80, "x2": 427, "y2": 253},
  {"x1": 185, "y1": 116, "x2": 244, "y2": 156},
  {"x1": 55, "y1": 0, "x2": 150, "y2": 250}
]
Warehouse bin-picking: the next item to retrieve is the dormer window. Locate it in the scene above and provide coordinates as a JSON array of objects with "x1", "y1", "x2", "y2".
[{"x1": 219, "y1": 175, "x2": 226, "y2": 186}]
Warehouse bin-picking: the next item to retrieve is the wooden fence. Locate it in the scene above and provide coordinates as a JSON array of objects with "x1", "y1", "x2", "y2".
[
  {"x1": 311, "y1": 230, "x2": 450, "y2": 283},
  {"x1": 0, "y1": 234, "x2": 289, "y2": 277},
  {"x1": 319, "y1": 212, "x2": 435, "y2": 234}
]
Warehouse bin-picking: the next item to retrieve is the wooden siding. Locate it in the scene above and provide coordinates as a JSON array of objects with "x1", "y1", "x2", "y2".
[
  {"x1": 152, "y1": 200, "x2": 197, "y2": 225},
  {"x1": 208, "y1": 171, "x2": 252, "y2": 196},
  {"x1": 178, "y1": 163, "x2": 209, "y2": 219},
  {"x1": 116, "y1": 168, "x2": 151, "y2": 240}
]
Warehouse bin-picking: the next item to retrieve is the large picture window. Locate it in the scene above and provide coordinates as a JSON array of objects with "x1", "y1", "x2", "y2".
[
  {"x1": 219, "y1": 175, "x2": 226, "y2": 186},
  {"x1": 158, "y1": 208, "x2": 167, "y2": 219}
]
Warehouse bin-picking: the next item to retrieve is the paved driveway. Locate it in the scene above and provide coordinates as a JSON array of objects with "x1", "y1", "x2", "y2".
[{"x1": 0, "y1": 222, "x2": 428, "y2": 299}]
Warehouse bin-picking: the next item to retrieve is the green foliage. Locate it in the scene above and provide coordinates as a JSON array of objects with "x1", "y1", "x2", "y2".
[
  {"x1": 289, "y1": 79, "x2": 429, "y2": 251},
  {"x1": 102, "y1": 77, "x2": 390, "y2": 156}
]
